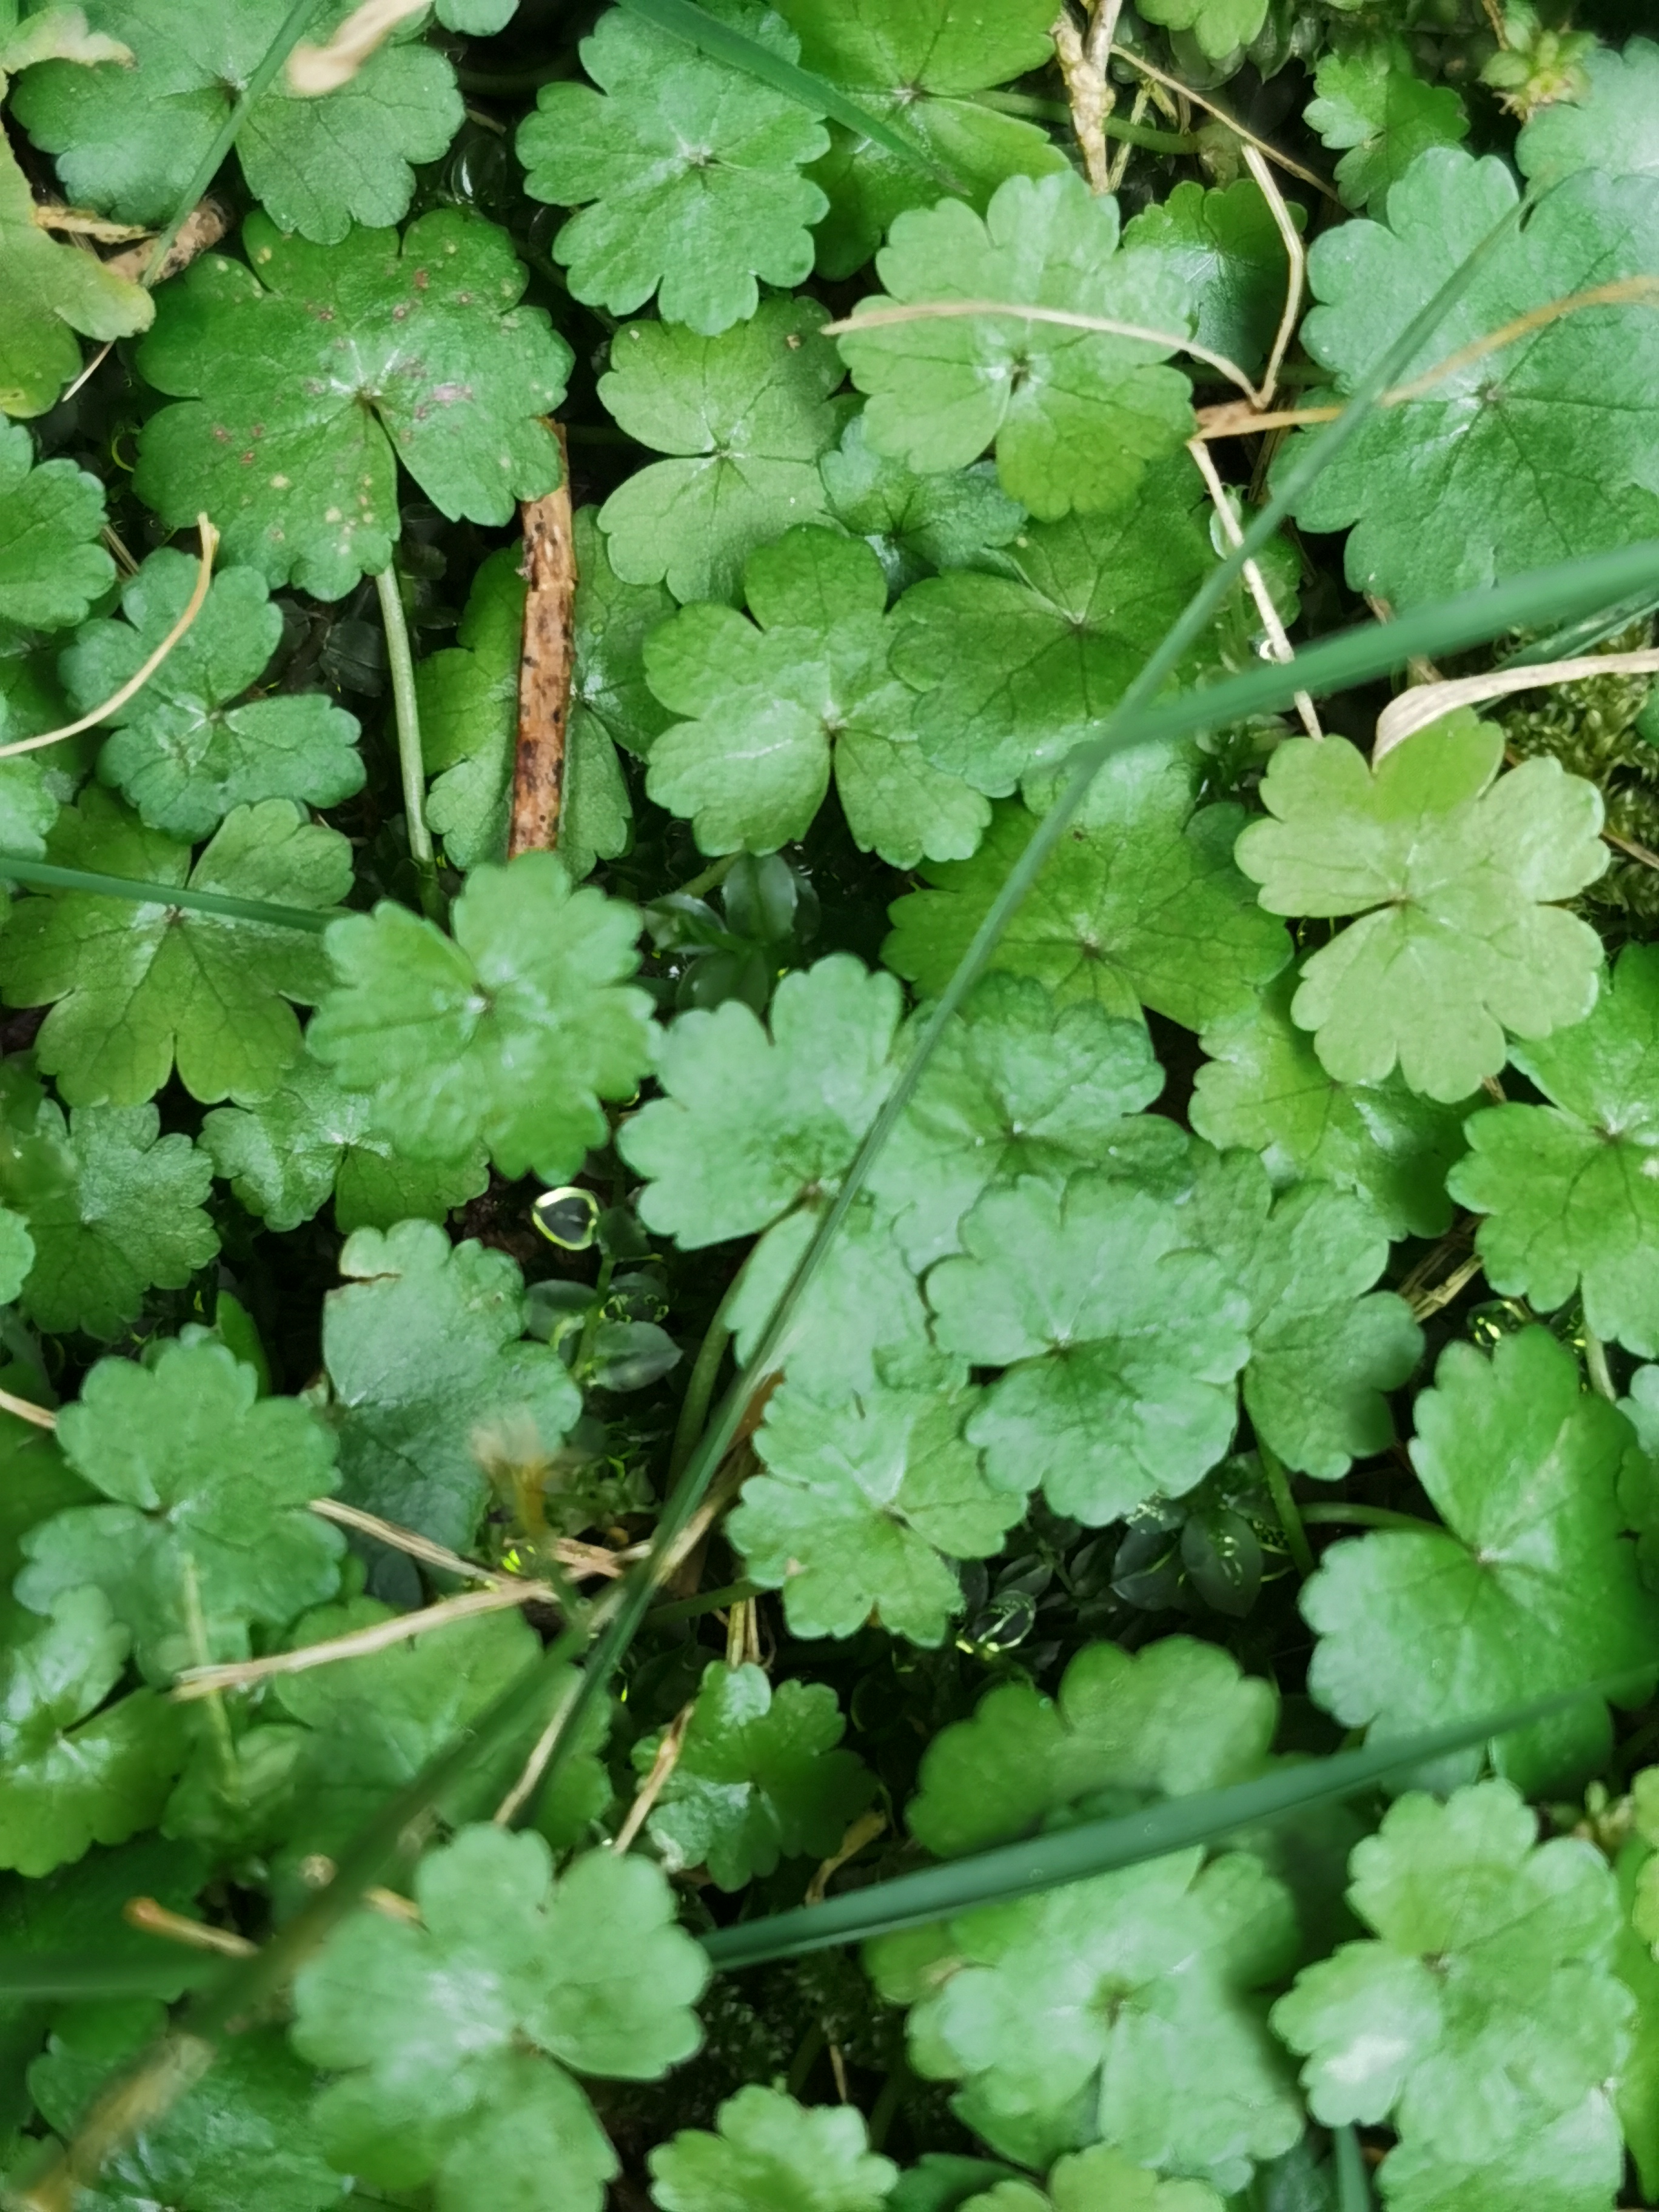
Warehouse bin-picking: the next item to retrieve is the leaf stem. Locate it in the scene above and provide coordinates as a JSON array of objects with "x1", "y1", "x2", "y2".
[
  {"x1": 1300, "y1": 1503, "x2": 1444, "y2": 1537},
  {"x1": 1584, "y1": 1325, "x2": 1618, "y2": 1403},
  {"x1": 646, "y1": 1578, "x2": 760, "y2": 1627},
  {"x1": 1257, "y1": 1439, "x2": 1315, "y2": 1577},
  {"x1": 1336, "y1": 2125, "x2": 1373, "y2": 2211},
  {"x1": 971, "y1": 86, "x2": 1198, "y2": 150},
  {"x1": 373, "y1": 564, "x2": 439, "y2": 914},
  {"x1": 141, "y1": 0, "x2": 323, "y2": 286},
  {"x1": 675, "y1": 851, "x2": 740, "y2": 902}
]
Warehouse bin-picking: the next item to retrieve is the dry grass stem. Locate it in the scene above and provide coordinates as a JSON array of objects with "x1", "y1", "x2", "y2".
[
  {"x1": 805, "y1": 1809, "x2": 887, "y2": 1906},
  {"x1": 106, "y1": 199, "x2": 230, "y2": 286},
  {"x1": 1051, "y1": 8, "x2": 1111, "y2": 192},
  {"x1": 308, "y1": 1496, "x2": 531, "y2": 1590},
  {"x1": 1242, "y1": 144, "x2": 1305, "y2": 414},
  {"x1": 0, "y1": 1387, "x2": 57, "y2": 1430},
  {"x1": 122, "y1": 1899, "x2": 256, "y2": 1959},
  {"x1": 611, "y1": 1701, "x2": 694, "y2": 1854},
  {"x1": 1108, "y1": 45, "x2": 1338, "y2": 199},
  {"x1": 1188, "y1": 437, "x2": 1321, "y2": 737},
  {"x1": 1376, "y1": 648, "x2": 1659, "y2": 755},
  {"x1": 287, "y1": 0, "x2": 427, "y2": 93},
  {"x1": 170, "y1": 1584, "x2": 551, "y2": 1702}
]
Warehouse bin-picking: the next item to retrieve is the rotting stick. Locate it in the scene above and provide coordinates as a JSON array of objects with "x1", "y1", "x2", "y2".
[{"x1": 508, "y1": 426, "x2": 578, "y2": 859}]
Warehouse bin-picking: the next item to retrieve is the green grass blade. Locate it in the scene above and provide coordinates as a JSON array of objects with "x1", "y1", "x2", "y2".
[
  {"x1": 0, "y1": 1957, "x2": 215, "y2": 1999},
  {"x1": 0, "y1": 856, "x2": 337, "y2": 933},
  {"x1": 699, "y1": 1674, "x2": 1641, "y2": 1968},
  {"x1": 1336, "y1": 2127, "x2": 1373, "y2": 2211},
  {"x1": 612, "y1": 0, "x2": 953, "y2": 184}
]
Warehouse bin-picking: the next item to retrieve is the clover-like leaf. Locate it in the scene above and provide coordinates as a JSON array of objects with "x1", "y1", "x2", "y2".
[
  {"x1": 872, "y1": 1848, "x2": 1301, "y2": 2188},
  {"x1": 961, "y1": 2148, "x2": 1224, "y2": 2212},
  {"x1": 1305, "y1": 39, "x2": 1470, "y2": 213},
  {"x1": 63, "y1": 549, "x2": 363, "y2": 839},
  {"x1": 1124, "y1": 181, "x2": 1301, "y2": 374},
  {"x1": 417, "y1": 520, "x2": 659, "y2": 877},
  {"x1": 204, "y1": 1047, "x2": 489, "y2": 1236},
  {"x1": 866, "y1": 973, "x2": 1185, "y2": 1270},
  {"x1": 1174, "y1": 1146, "x2": 1421, "y2": 1480},
  {"x1": 308, "y1": 851, "x2": 653, "y2": 1185},
  {"x1": 773, "y1": 0, "x2": 1065, "y2": 278},
  {"x1": 13, "y1": 0, "x2": 463, "y2": 243},
  {"x1": 28, "y1": 2006, "x2": 342, "y2": 2212},
  {"x1": 1190, "y1": 969, "x2": 1472, "y2": 1241},
  {"x1": 0, "y1": 129, "x2": 152, "y2": 420},
  {"x1": 132, "y1": 210, "x2": 569, "y2": 601},
  {"x1": 1289, "y1": 149, "x2": 1659, "y2": 607},
  {"x1": 650, "y1": 2086, "x2": 897, "y2": 2212},
  {"x1": 727, "y1": 1191, "x2": 931, "y2": 1400},
  {"x1": 926, "y1": 1172, "x2": 1250, "y2": 1525},
  {"x1": 890, "y1": 457, "x2": 1223, "y2": 795},
  {"x1": 321, "y1": 1220, "x2": 581, "y2": 1550},
  {"x1": 0, "y1": 1589, "x2": 186, "y2": 1877},
  {"x1": 820, "y1": 414, "x2": 1025, "y2": 595},
  {"x1": 0, "y1": 421, "x2": 113, "y2": 630},
  {"x1": 0, "y1": 1078, "x2": 216, "y2": 1339},
  {"x1": 839, "y1": 170, "x2": 1195, "y2": 520},
  {"x1": 1134, "y1": 0, "x2": 1265, "y2": 61},
  {"x1": 1273, "y1": 1782, "x2": 1631, "y2": 2170},
  {"x1": 908, "y1": 1637, "x2": 1276, "y2": 1860},
  {"x1": 1302, "y1": 1327, "x2": 1659, "y2": 1795},
  {"x1": 641, "y1": 1660, "x2": 874, "y2": 1891},
  {"x1": 738, "y1": 1354, "x2": 1022, "y2": 1647},
  {"x1": 17, "y1": 1338, "x2": 343, "y2": 1682},
  {"x1": 886, "y1": 746, "x2": 1289, "y2": 1031},
  {"x1": 290, "y1": 1826, "x2": 708, "y2": 2212},
  {"x1": 644, "y1": 526, "x2": 988, "y2": 864},
  {"x1": 0, "y1": 789, "x2": 352, "y2": 1107},
  {"x1": 519, "y1": 3, "x2": 829, "y2": 335},
  {"x1": 1375, "y1": 2096, "x2": 1624, "y2": 2212},
  {"x1": 621, "y1": 953, "x2": 900, "y2": 1248},
  {"x1": 1233, "y1": 716, "x2": 1607, "y2": 1102},
  {"x1": 1517, "y1": 35, "x2": 1659, "y2": 189},
  {"x1": 597, "y1": 299, "x2": 849, "y2": 603},
  {"x1": 1449, "y1": 945, "x2": 1659, "y2": 1357}
]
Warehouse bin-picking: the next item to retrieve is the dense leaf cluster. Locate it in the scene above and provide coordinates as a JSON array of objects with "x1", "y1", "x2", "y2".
[{"x1": 4, "y1": 3, "x2": 1659, "y2": 2211}]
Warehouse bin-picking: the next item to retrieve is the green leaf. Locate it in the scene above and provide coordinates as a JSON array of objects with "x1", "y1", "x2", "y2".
[
  {"x1": 1233, "y1": 716, "x2": 1607, "y2": 1103},
  {"x1": 17, "y1": 1338, "x2": 343, "y2": 1682},
  {"x1": 1189, "y1": 970, "x2": 1472, "y2": 1242},
  {"x1": 649, "y1": 2085, "x2": 898, "y2": 2212},
  {"x1": 1449, "y1": 944, "x2": 1659, "y2": 1356},
  {"x1": 871, "y1": 1846, "x2": 1301, "y2": 2190},
  {"x1": 839, "y1": 170, "x2": 1195, "y2": 520},
  {"x1": 63, "y1": 549, "x2": 364, "y2": 839},
  {"x1": 736, "y1": 1353, "x2": 1021, "y2": 1645},
  {"x1": 1272, "y1": 1781, "x2": 1630, "y2": 2184},
  {"x1": 597, "y1": 298, "x2": 849, "y2": 604},
  {"x1": 0, "y1": 128, "x2": 152, "y2": 421},
  {"x1": 438, "y1": 0, "x2": 515, "y2": 26},
  {"x1": 1174, "y1": 1147, "x2": 1421, "y2": 1480},
  {"x1": 0, "y1": 789, "x2": 352, "y2": 1106},
  {"x1": 0, "y1": 1590, "x2": 186, "y2": 1875},
  {"x1": 1290, "y1": 150, "x2": 1659, "y2": 608},
  {"x1": 1517, "y1": 36, "x2": 1659, "y2": 190},
  {"x1": 308, "y1": 851, "x2": 654, "y2": 1184},
  {"x1": 643, "y1": 525, "x2": 989, "y2": 863},
  {"x1": 132, "y1": 210, "x2": 570, "y2": 602},
  {"x1": 28, "y1": 2006, "x2": 341, "y2": 2212},
  {"x1": 289, "y1": 1825, "x2": 708, "y2": 2212},
  {"x1": 418, "y1": 521, "x2": 659, "y2": 877},
  {"x1": 0, "y1": 421, "x2": 113, "y2": 631},
  {"x1": 1305, "y1": 41, "x2": 1469, "y2": 214},
  {"x1": 866, "y1": 973, "x2": 1185, "y2": 1271},
  {"x1": 12, "y1": 0, "x2": 463, "y2": 243},
  {"x1": 641, "y1": 1659, "x2": 874, "y2": 1889},
  {"x1": 1124, "y1": 181, "x2": 1301, "y2": 374},
  {"x1": 321, "y1": 1219, "x2": 581, "y2": 1550},
  {"x1": 962, "y1": 2148, "x2": 1224, "y2": 2212},
  {"x1": 0, "y1": 1083, "x2": 217, "y2": 1339},
  {"x1": 1614, "y1": 1831, "x2": 1659, "y2": 2202},
  {"x1": 1374, "y1": 2096, "x2": 1624, "y2": 2212},
  {"x1": 888, "y1": 457, "x2": 1225, "y2": 795},
  {"x1": 203, "y1": 1045, "x2": 489, "y2": 1235},
  {"x1": 884, "y1": 749, "x2": 1290, "y2": 1030},
  {"x1": 908, "y1": 1637, "x2": 1277, "y2": 1860},
  {"x1": 820, "y1": 414, "x2": 1025, "y2": 595},
  {"x1": 926, "y1": 1170, "x2": 1250, "y2": 1524},
  {"x1": 1301, "y1": 1327, "x2": 1659, "y2": 1795},
  {"x1": 620, "y1": 953, "x2": 900, "y2": 1248},
  {"x1": 183, "y1": 1595, "x2": 547, "y2": 1883},
  {"x1": 0, "y1": 5, "x2": 131, "y2": 73},
  {"x1": 519, "y1": 2, "x2": 829, "y2": 335},
  {"x1": 771, "y1": 0, "x2": 1065, "y2": 279},
  {"x1": 1134, "y1": 0, "x2": 1265, "y2": 62}
]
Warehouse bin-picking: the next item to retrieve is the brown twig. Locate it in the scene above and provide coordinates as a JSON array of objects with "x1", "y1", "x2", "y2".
[
  {"x1": 508, "y1": 425, "x2": 578, "y2": 860},
  {"x1": 1108, "y1": 45, "x2": 1338, "y2": 200},
  {"x1": 611, "y1": 1701, "x2": 694, "y2": 1854},
  {"x1": 104, "y1": 199, "x2": 229, "y2": 287},
  {"x1": 0, "y1": 1387, "x2": 56, "y2": 1430}
]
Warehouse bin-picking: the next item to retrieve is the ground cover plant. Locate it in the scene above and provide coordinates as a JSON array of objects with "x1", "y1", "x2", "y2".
[{"x1": 7, "y1": 0, "x2": 1659, "y2": 2207}]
